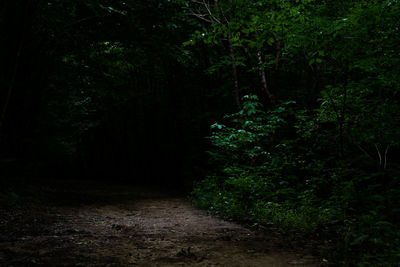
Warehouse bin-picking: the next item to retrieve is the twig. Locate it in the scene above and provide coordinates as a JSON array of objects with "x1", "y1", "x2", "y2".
[
  {"x1": 384, "y1": 144, "x2": 391, "y2": 169},
  {"x1": 374, "y1": 143, "x2": 382, "y2": 167},
  {"x1": 355, "y1": 144, "x2": 374, "y2": 161}
]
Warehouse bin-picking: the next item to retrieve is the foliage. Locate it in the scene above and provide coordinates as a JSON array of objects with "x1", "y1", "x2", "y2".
[
  {"x1": 193, "y1": 94, "x2": 400, "y2": 265},
  {"x1": 192, "y1": 1, "x2": 400, "y2": 254}
]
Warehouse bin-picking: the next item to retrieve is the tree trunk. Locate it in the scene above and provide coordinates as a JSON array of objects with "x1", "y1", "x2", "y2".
[
  {"x1": 228, "y1": 37, "x2": 241, "y2": 111},
  {"x1": 273, "y1": 34, "x2": 281, "y2": 90},
  {"x1": 256, "y1": 47, "x2": 275, "y2": 108}
]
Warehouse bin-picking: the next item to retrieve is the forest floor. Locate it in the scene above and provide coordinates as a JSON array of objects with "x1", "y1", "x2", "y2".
[{"x1": 0, "y1": 180, "x2": 321, "y2": 266}]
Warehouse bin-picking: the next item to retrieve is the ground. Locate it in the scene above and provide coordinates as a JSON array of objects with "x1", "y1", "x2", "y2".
[{"x1": 0, "y1": 180, "x2": 321, "y2": 266}]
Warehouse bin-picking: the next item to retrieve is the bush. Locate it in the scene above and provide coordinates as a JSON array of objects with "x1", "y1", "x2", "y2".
[{"x1": 192, "y1": 95, "x2": 400, "y2": 266}]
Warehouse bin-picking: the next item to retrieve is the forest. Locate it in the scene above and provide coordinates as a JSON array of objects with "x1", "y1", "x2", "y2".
[{"x1": 1, "y1": 0, "x2": 399, "y2": 266}]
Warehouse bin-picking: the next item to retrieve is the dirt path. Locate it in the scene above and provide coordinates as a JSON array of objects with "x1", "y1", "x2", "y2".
[{"x1": 0, "y1": 180, "x2": 319, "y2": 266}]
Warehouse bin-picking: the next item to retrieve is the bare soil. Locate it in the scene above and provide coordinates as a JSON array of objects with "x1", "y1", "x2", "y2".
[{"x1": 0, "y1": 180, "x2": 321, "y2": 266}]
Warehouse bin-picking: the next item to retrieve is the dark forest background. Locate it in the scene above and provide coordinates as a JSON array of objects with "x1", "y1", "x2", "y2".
[
  {"x1": 0, "y1": 0, "x2": 219, "y2": 186},
  {"x1": 1, "y1": 0, "x2": 400, "y2": 265}
]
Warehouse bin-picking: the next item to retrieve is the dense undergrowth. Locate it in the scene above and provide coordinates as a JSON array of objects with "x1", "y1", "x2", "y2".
[{"x1": 192, "y1": 96, "x2": 400, "y2": 266}]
